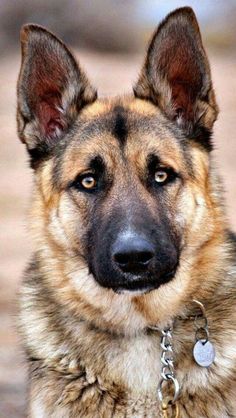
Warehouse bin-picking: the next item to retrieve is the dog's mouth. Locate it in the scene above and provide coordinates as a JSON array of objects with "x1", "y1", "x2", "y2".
[
  {"x1": 109, "y1": 268, "x2": 177, "y2": 295},
  {"x1": 113, "y1": 280, "x2": 160, "y2": 295}
]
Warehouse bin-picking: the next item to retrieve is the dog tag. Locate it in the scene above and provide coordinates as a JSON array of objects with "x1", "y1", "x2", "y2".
[{"x1": 193, "y1": 339, "x2": 215, "y2": 367}]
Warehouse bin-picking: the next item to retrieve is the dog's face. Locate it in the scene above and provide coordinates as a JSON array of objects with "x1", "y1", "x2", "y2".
[
  {"x1": 55, "y1": 102, "x2": 184, "y2": 295},
  {"x1": 17, "y1": 8, "x2": 220, "y2": 328}
]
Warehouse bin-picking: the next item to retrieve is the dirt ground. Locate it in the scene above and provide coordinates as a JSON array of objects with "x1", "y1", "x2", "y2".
[{"x1": 0, "y1": 49, "x2": 236, "y2": 417}]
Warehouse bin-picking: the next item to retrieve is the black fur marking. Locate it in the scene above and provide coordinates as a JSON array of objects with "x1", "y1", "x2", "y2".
[
  {"x1": 147, "y1": 154, "x2": 162, "y2": 172},
  {"x1": 188, "y1": 126, "x2": 213, "y2": 152},
  {"x1": 28, "y1": 143, "x2": 51, "y2": 169},
  {"x1": 112, "y1": 106, "x2": 128, "y2": 145},
  {"x1": 89, "y1": 155, "x2": 106, "y2": 173}
]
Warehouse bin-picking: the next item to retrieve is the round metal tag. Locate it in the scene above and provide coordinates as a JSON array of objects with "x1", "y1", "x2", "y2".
[{"x1": 193, "y1": 339, "x2": 215, "y2": 367}]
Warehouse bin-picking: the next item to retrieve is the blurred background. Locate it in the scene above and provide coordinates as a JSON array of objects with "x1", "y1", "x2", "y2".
[{"x1": 0, "y1": 1, "x2": 236, "y2": 416}]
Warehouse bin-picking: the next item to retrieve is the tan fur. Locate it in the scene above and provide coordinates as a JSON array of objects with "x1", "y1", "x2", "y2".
[
  {"x1": 18, "y1": 95, "x2": 236, "y2": 417},
  {"x1": 17, "y1": 8, "x2": 236, "y2": 418}
]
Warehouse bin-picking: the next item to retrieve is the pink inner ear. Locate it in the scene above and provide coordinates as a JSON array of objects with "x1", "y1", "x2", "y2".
[
  {"x1": 28, "y1": 51, "x2": 68, "y2": 139},
  {"x1": 36, "y1": 95, "x2": 66, "y2": 139},
  {"x1": 171, "y1": 81, "x2": 195, "y2": 121},
  {"x1": 156, "y1": 30, "x2": 203, "y2": 121},
  {"x1": 168, "y1": 54, "x2": 202, "y2": 121}
]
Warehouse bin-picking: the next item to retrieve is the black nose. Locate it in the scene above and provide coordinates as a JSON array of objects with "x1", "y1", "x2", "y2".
[{"x1": 112, "y1": 233, "x2": 155, "y2": 274}]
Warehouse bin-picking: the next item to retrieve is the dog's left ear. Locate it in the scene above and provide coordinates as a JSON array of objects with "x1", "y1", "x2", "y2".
[
  {"x1": 134, "y1": 7, "x2": 218, "y2": 149},
  {"x1": 17, "y1": 24, "x2": 97, "y2": 165}
]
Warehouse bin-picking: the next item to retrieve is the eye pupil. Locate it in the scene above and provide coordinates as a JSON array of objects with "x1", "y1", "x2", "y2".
[
  {"x1": 155, "y1": 170, "x2": 168, "y2": 183},
  {"x1": 81, "y1": 176, "x2": 96, "y2": 189}
]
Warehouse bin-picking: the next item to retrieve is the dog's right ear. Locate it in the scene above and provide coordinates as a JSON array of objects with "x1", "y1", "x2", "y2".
[
  {"x1": 134, "y1": 8, "x2": 218, "y2": 150},
  {"x1": 17, "y1": 25, "x2": 97, "y2": 167}
]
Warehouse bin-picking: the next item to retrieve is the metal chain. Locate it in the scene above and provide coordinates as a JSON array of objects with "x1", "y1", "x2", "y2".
[
  {"x1": 192, "y1": 299, "x2": 216, "y2": 368},
  {"x1": 193, "y1": 299, "x2": 209, "y2": 343},
  {"x1": 162, "y1": 398, "x2": 180, "y2": 418},
  {"x1": 157, "y1": 326, "x2": 180, "y2": 417},
  {"x1": 152, "y1": 299, "x2": 213, "y2": 416}
]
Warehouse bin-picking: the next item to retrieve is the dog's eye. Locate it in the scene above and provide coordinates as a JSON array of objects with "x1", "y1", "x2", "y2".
[
  {"x1": 153, "y1": 168, "x2": 178, "y2": 187},
  {"x1": 69, "y1": 170, "x2": 102, "y2": 193},
  {"x1": 154, "y1": 170, "x2": 169, "y2": 184},
  {"x1": 80, "y1": 175, "x2": 97, "y2": 190}
]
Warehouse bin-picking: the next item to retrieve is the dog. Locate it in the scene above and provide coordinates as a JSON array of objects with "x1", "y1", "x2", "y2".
[{"x1": 17, "y1": 7, "x2": 236, "y2": 417}]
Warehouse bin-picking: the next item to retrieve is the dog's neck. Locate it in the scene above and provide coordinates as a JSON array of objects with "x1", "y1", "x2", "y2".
[
  {"x1": 26, "y1": 290, "x2": 235, "y2": 408},
  {"x1": 21, "y1": 238, "x2": 236, "y2": 411}
]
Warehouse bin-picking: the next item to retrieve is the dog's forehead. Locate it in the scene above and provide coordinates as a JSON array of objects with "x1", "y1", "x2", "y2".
[
  {"x1": 79, "y1": 97, "x2": 174, "y2": 137},
  {"x1": 58, "y1": 97, "x2": 190, "y2": 183},
  {"x1": 71, "y1": 97, "x2": 185, "y2": 153}
]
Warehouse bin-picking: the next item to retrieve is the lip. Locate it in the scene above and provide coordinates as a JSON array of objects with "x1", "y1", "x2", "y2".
[
  {"x1": 113, "y1": 281, "x2": 159, "y2": 295},
  {"x1": 111, "y1": 269, "x2": 177, "y2": 295}
]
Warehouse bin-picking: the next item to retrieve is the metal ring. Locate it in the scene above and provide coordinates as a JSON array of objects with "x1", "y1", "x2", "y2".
[
  {"x1": 157, "y1": 375, "x2": 180, "y2": 404},
  {"x1": 195, "y1": 327, "x2": 209, "y2": 343},
  {"x1": 161, "y1": 396, "x2": 173, "y2": 410},
  {"x1": 161, "y1": 365, "x2": 175, "y2": 380},
  {"x1": 161, "y1": 334, "x2": 172, "y2": 344},
  {"x1": 161, "y1": 351, "x2": 174, "y2": 366},
  {"x1": 194, "y1": 315, "x2": 208, "y2": 330},
  {"x1": 192, "y1": 299, "x2": 207, "y2": 317},
  {"x1": 161, "y1": 337, "x2": 173, "y2": 351},
  {"x1": 161, "y1": 328, "x2": 173, "y2": 338},
  {"x1": 161, "y1": 397, "x2": 180, "y2": 416}
]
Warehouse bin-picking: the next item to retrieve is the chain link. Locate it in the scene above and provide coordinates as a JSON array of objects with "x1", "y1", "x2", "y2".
[
  {"x1": 155, "y1": 299, "x2": 212, "y2": 416},
  {"x1": 162, "y1": 397, "x2": 180, "y2": 418},
  {"x1": 193, "y1": 299, "x2": 209, "y2": 344},
  {"x1": 157, "y1": 326, "x2": 180, "y2": 411}
]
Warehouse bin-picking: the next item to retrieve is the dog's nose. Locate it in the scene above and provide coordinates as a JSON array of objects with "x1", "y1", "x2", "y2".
[{"x1": 112, "y1": 233, "x2": 155, "y2": 274}]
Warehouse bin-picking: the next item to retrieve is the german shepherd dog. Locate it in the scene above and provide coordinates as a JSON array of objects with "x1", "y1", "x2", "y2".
[{"x1": 17, "y1": 7, "x2": 236, "y2": 417}]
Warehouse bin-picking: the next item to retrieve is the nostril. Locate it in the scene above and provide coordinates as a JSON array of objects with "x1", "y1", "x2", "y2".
[
  {"x1": 111, "y1": 233, "x2": 155, "y2": 273},
  {"x1": 114, "y1": 253, "x2": 129, "y2": 266},
  {"x1": 138, "y1": 251, "x2": 153, "y2": 264},
  {"x1": 113, "y1": 250, "x2": 154, "y2": 267}
]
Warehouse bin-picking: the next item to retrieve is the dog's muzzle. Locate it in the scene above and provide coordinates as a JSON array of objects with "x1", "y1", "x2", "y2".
[{"x1": 91, "y1": 230, "x2": 179, "y2": 294}]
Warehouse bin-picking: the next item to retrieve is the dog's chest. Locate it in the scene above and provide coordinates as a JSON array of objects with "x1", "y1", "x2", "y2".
[
  {"x1": 31, "y1": 339, "x2": 235, "y2": 418},
  {"x1": 27, "y1": 312, "x2": 236, "y2": 417},
  {"x1": 103, "y1": 333, "x2": 161, "y2": 390}
]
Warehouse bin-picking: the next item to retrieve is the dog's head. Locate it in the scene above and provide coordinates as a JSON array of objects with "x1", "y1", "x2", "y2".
[{"x1": 17, "y1": 8, "x2": 223, "y2": 330}]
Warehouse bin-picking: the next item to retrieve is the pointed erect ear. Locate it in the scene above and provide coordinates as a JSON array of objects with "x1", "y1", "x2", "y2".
[
  {"x1": 134, "y1": 7, "x2": 218, "y2": 149},
  {"x1": 17, "y1": 24, "x2": 97, "y2": 164}
]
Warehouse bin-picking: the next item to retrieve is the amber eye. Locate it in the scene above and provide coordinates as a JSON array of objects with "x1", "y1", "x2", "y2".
[
  {"x1": 81, "y1": 175, "x2": 97, "y2": 189},
  {"x1": 155, "y1": 170, "x2": 168, "y2": 184}
]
